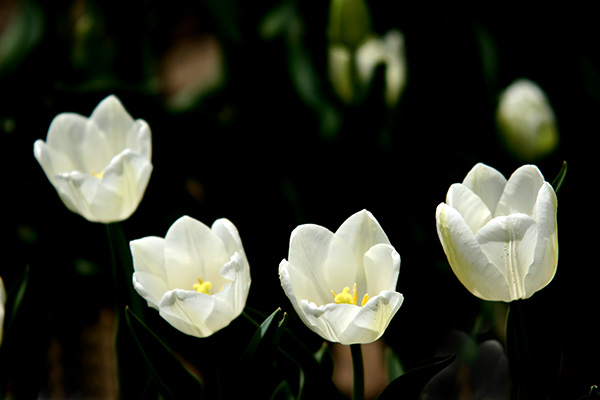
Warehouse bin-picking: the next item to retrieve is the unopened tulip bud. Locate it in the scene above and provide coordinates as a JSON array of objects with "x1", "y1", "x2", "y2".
[
  {"x1": 496, "y1": 79, "x2": 559, "y2": 160},
  {"x1": 327, "y1": 0, "x2": 371, "y2": 49}
]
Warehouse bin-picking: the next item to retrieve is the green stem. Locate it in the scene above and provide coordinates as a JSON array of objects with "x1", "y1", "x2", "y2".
[
  {"x1": 105, "y1": 222, "x2": 149, "y2": 398},
  {"x1": 105, "y1": 223, "x2": 144, "y2": 317},
  {"x1": 506, "y1": 299, "x2": 531, "y2": 399},
  {"x1": 350, "y1": 344, "x2": 365, "y2": 400}
]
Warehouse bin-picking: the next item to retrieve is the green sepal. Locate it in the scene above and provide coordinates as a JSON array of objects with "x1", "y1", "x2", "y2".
[
  {"x1": 551, "y1": 160, "x2": 567, "y2": 193},
  {"x1": 376, "y1": 354, "x2": 456, "y2": 399},
  {"x1": 124, "y1": 307, "x2": 204, "y2": 400}
]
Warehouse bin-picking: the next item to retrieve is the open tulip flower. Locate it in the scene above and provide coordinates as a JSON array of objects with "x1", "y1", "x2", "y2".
[
  {"x1": 34, "y1": 95, "x2": 152, "y2": 223},
  {"x1": 279, "y1": 210, "x2": 404, "y2": 345},
  {"x1": 436, "y1": 163, "x2": 558, "y2": 302},
  {"x1": 131, "y1": 216, "x2": 251, "y2": 338}
]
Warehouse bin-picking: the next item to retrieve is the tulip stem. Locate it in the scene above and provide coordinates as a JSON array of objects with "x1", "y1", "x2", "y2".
[
  {"x1": 350, "y1": 344, "x2": 365, "y2": 400},
  {"x1": 506, "y1": 300, "x2": 532, "y2": 399}
]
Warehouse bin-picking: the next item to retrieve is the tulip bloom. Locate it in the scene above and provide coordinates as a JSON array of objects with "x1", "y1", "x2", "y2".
[
  {"x1": 279, "y1": 210, "x2": 404, "y2": 345},
  {"x1": 436, "y1": 163, "x2": 558, "y2": 302},
  {"x1": 34, "y1": 95, "x2": 152, "y2": 223},
  {"x1": 131, "y1": 216, "x2": 251, "y2": 338}
]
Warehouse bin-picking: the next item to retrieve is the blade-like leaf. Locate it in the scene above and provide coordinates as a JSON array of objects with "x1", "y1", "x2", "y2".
[
  {"x1": 377, "y1": 354, "x2": 456, "y2": 399},
  {"x1": 2, "y1": 265, "x2": 30, "y2": 342},
  {"x1": 239, "y1": 308, "x2": 283, "y2": 365},
  {"x1": 551, "y1": 161, "x2": 567, "y2": 193},
  {"x1": 124, "y1": 307, "x2": 204, "y2": 399}
]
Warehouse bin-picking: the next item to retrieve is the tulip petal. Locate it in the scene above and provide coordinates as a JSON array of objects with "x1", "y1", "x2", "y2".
[
  {"x1": 436, "y1": 203, "x2": 511, "y2": 301},
  {"x1": 46, "y1": 112, "x2": 113, "y2": 174},
  {"x1": 279, "y1": 259, "x2": 303, "y2": 316},
  {"x1": 335, "y1": 210, "x2": 390, "y2": 295},
  {"x1": 89, "y1": 95, "x2": 137, "y2": 154},
  {"x1": 133, "y1": 272, "x2": 169, "y2": 310},
  {"x1": 335, "y1": 210, "x2": 391, "y2": 257},
  {"x1": 524, "y1": 183, "x2": 558, "y2": 297},
  {"x1": 495, "y1": 165, "x2": 544, "y2": 217},
  {"x1": 158, "y1": 289, "x2": 235, "y2": 338},
  {"x1": 131, "y1": 237, "x2": 169, "y2": 308},
  {"x1": 127, "y1": 120, "x2": 152, "y2": 159},
  {"x1": 52, "y1": 171, "x2": 103, "y2": 221},
  {"x1": 462, "y1": 163, "x2": 507, "y2": 215},
  {"x1": 164, "y1": 216, "x2": 230, "y2": 292},
  {"x1": 212, "y1": 219, "x2": 248, "y2": 265},
  {"x1": 287, "y1": 224, "x2": 357, "y2": 306},
  {"x1": 475, "y1": 214, "x2": 537, "y2": 300},
  {"x1": 446, "y1": 183, "x2": 493, "y2": 233},
  {"x1": 33, "y1": 139, "x2": 68, "y2": 180},
  {"x1": 363, "y1": 243, "x2": 400, "y2": 294},
  {"x1": 90, "y1": 150, "x2": 152, "y2": 222},
  {"x1": 338, "y1": 291, "x2": 404, "y2": 345},
  {"x1": 214, "y1": 252, "x2": 250, "y2": 315},
  {"x1": 299, "y1": 300, "x2": 360, "y2": 343}
]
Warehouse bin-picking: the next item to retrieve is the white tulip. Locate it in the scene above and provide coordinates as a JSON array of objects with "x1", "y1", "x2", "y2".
[
  {"x1": 131, "y1": 216, "x2": 251, "y2": 338},
  {"x1": 496, "y1": 79, "x2": 559, "y2": 160},
  {"x1": 436, "y1": 163, "x2": 558, "y2": 302},
  {"x1": 34, "y1": 95, "x2": 152, "y2": 223},
  {"x1": 0, "y1": 276, "x2": 5, "y2": 344},
  {"x1": 279, "y1": 210, "x2": 404, "y2": 345}
]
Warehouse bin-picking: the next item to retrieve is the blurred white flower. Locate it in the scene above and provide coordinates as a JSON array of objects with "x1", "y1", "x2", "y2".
[
  {"x1": 329, "y1": 30, "x2": 407, "y2": 107},
  {"x1": 0, "y1": 276, "x2": 5, "y2": 344},
  {"x1": 496, "y1": 79, "x2": 559, "y2": 160},
  {"x1": 34, "y1": 95, "x2": 152, "y2": 223},
  {"x1": 356, "y1": 30, "x2": 407, "y2": 107},
  {"x1": 131, "y1": 216, "x2": 251, "y2": 338},
  {"x1": 436, "y1": 163, "x2": 558, "y2": 302},
  {"x1": 279, "y1": 210, "x2": 404, "y2": 345}
]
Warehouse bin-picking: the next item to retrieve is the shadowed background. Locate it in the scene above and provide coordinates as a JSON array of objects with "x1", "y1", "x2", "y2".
[{"x1": 1, "y1": 1, "x2": 598, "y2": 398}]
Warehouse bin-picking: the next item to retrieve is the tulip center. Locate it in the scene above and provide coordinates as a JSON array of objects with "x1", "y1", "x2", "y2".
[
  {"x1": 331, "y1": 283, "x2": 369, "y2": 307},
  {"x1": 91, "y1": 169, "x2": 105, "y2": 179},
  {"x1": 193, "y1": 278, "x2": 212, "y2": 295}
]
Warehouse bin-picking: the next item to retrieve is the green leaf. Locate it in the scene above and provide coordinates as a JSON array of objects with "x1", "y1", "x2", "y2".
[
  {"x1": 239, "y1": 308, "x2": 284, "y2": 365},
  {"x1": 124, "y1": 307, "x2": 204, "y2": 399},
  {"x1": 551, "y1": 161, "x2": 567, "y2": 193},
  {"x1": 377, "y1": 355, "x2": 456, "y2": 399},
  {"x1": 385, "y1": 347, "x2": 405, "y2": 382},
  {"x1": 2, "y1": 265, "x2": 30, "y2": 342},
  {"x1": 279, "y1": 335, "x2": 344, "y2": 399}
]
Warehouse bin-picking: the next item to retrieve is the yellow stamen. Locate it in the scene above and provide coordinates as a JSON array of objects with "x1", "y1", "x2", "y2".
[
  {"x1": 193, "y1": 278, "x2": 212, "y2": 294},
  {"x1": 91, "y1": 169, "x2": 105, "y2": 179},
  {"x1": 331, "y1": 283, "x2": 368, "y2": 306},
  {"x1": 361, "y1": 293, "x2": 369, "y2": 307}
]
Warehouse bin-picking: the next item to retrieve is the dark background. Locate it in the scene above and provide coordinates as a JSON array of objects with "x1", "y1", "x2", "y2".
[{"x1": 1, "y1": 1, "x2": 598, "y2": 398}]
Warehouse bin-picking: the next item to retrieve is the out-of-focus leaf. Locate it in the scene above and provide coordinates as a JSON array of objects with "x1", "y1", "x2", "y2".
[
  {"x1": 377, "y1": 355, "x2": 456, "y2": 399},
  {"x1": 0, "y1": 0, "x2": 44, "y2": 77},
  {"x1": 2, "y1": 265, "x2": 30, "y2": 341},
  {"x1": 124, "y1": 307, "x2": 204, "y2": 400},
  {"x1": 385, "y1": 347, "x2": 405, "y2": 382},
  {"x1": 552, "y1": 161, "x2": 567, "y2": 193}
]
